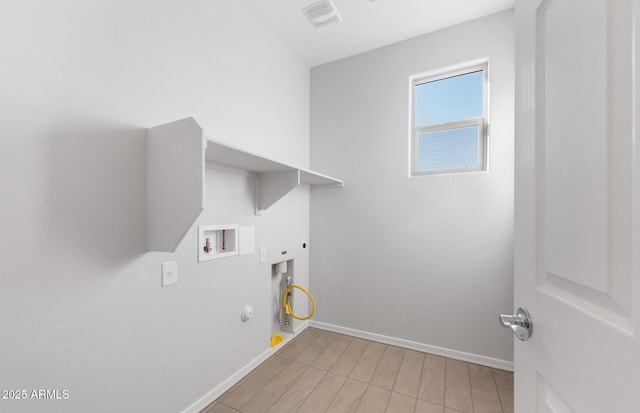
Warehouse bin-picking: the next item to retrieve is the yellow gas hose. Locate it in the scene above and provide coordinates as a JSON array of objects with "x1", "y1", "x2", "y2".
[{"x1": 283, "y1": 284, "x2": 316, "y2": 321}]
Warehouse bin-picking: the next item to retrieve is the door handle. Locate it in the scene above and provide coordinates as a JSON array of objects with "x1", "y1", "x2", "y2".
[{"x1": 499, "y1": 307, "x2": 533, "y2": 341}]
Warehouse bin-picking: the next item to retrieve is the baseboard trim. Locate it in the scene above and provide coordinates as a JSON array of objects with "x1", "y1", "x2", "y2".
[
  {"x1": 181, "y1": 321, "x2": 309, "y2": 413},
  {"x1": 309, "y1": 321, "x2": 514, "y2": 372}
]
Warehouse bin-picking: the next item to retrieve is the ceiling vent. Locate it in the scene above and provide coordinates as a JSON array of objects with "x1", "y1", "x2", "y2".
[{"x1": 303, "y1": 0, "x2": 342, "y2": 29}]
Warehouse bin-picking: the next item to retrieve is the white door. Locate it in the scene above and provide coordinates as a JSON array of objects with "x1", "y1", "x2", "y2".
[{"x1": 514, "y1": 0, "x2": 640, "y2": 412}]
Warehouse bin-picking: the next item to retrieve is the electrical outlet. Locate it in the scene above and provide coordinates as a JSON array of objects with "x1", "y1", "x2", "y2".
[
  {"x1": 301, "y1": 240, "x2": 309, "y2": 252},
  {"x1": 259, "y1": 246, "x2": 267, "y2": 263},
  {"x1": 162, "y1": 261, "x2": 178, "y2": 287}
]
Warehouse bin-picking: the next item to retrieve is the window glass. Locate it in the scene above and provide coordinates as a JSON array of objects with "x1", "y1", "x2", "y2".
[
  {"x1": 414, "y1": 70, "x2": 484, "y2": 126},
  {"x1": 411, "y1": 63, "x2": 487, "y2": 176},
  {"x1": 417, "y1": 126, "x2": 479, "y2": 172}
]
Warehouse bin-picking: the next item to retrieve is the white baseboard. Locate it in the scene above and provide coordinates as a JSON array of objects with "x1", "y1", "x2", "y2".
[
  {"x1": 309, "y1": 321, "x2": 514, "y2": 372},
  {"x1": 181, "y1": 321, "x2": 309, "y2": 413}
]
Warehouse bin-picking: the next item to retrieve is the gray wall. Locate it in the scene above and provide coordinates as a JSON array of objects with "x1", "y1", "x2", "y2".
[
  {"x1": 310, "y1": 10, "x2": 515, "y2": 363},
  {"x1": 0, "y1": 1, "x2": 310, "y2": 412}
]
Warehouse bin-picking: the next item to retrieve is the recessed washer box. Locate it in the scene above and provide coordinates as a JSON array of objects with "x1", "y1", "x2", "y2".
[{"x1": 198, "y1": 224, "x2": 239, "y2": 262}]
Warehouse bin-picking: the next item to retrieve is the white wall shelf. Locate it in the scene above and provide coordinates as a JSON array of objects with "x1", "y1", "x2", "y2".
[{"x1": 146, "y1": 117, "x2": 343, "y2": 252}]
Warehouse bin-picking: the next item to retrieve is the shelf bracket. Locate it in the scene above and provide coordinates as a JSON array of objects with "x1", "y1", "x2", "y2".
[{"x1": 255, "y1": 170, "x2": 300, "y2": 215}]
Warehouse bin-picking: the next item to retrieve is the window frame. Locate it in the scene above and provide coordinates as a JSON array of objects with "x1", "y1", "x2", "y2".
[{"x1": 410, "y1": 61, "x2": 489, "y2": 177}]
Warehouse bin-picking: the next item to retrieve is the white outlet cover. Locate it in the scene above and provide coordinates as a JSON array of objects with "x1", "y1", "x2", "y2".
[
  {"x1": 162, "y1": 261, "x2": 178, "y2": 287},
  {"x1": 259, "y1": 246, "x2": 267, "y2": 263}
]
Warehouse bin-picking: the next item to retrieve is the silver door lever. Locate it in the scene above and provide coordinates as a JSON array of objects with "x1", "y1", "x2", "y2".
[{"x1": 499, "y1": 307, "x2": 533, "y2": 341}]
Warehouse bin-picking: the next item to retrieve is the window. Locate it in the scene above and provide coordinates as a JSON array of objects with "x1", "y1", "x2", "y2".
[{"x1": 410, "y1": 62, "x2": 488, "y2": 176}]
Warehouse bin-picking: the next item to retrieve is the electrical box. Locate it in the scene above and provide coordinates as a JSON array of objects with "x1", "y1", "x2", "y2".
[{"x1": 198, "y1": 224, "x2": 239, "y2": 262}]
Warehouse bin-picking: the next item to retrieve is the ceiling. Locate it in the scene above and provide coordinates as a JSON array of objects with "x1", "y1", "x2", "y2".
[{"x1": 247, "y1": 0, "x2": 514, "y2": 67}]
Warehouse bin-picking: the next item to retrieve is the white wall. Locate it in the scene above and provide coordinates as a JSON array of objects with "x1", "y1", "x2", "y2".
[
  {"x1": 0, "y1": 1, "x2": 310, "y2": 412},
  {"x1": 310, "y1": 10, "x2": 515, "y2": 363}
]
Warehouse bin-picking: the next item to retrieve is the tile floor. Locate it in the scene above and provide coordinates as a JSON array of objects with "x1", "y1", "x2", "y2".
[{"x1": 202, "y1": 328, "x2": 513, "y2": 413}]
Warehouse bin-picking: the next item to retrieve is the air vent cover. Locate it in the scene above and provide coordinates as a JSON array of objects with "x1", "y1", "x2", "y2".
[{"x1": 303, "y1": 0, "x2": 342, "y2": 29}]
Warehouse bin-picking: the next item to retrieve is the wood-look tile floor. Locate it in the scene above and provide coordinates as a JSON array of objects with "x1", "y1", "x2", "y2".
[{"x1": 202, "y1": 328, "x2": 513, "y2": 413}]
